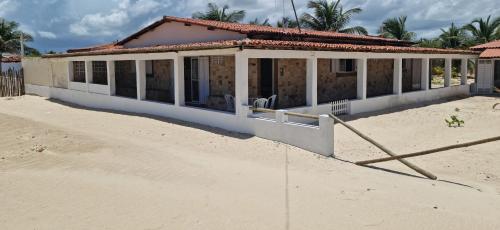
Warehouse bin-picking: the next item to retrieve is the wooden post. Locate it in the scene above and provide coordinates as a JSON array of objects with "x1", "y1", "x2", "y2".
[
  {"x1": 328, "y1": 114, "x2": 437, "y2": 180},
  {"x1": 356, "y1": 136, "x2": 500, "y2": 165}
]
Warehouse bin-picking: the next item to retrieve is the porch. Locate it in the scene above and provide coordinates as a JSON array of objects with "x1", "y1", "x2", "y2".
[{"x1": 63, "y1": 49, "x2": 477, "y2": 118}]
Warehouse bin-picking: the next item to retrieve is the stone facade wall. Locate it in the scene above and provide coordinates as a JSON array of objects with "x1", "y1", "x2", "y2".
[
  {"x1": 367, "y1": 59, "x2": 394, "y2": 98},
  {"x1": 248, "y1": 58, "x2": 260, "y2": 99},
  {"x1": 207, "y1": 56, "x2": 235, "y2": 111},
  {"x1": 209, "y1": 56, "x2": 235, "y2": 96},
  {"x1": 247, "y1": 58, "x2": 306, "y2": 108},
  {"x1": 276, "y1": 59, "x2": 307, "y2": 108},
  {"x1": 317, "y1": 59, "x2": 357, "y2": 104},
  {"x1": 146, "y1": 60, "x2": 174, "y2": 103}
]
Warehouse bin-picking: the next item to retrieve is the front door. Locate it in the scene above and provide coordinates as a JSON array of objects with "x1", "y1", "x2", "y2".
[
  {"x1": 477, "y1": 60, "x2": 493, "y2": 93},
  {"x1": 260, "y1": 59, "x2": 274, "y2": 98}
]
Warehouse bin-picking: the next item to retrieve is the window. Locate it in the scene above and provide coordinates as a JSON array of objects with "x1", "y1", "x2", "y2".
[
  {"x1": 72, "y1": 61, "x2": 86, "y2": 82},
  {"x1": 211, "y1": 56, "x2": 224, "y2": 65},
  {"x1": 92, "y1": 61, "x2": 107, "y2": 85},
  {"x1": 338, "y1": 59, "x2": 357, "y2": 73}
]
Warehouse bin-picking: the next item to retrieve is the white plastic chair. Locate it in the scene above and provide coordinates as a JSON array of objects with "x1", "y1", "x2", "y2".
[
  {"x1": 224, "y1": 94, "x2": 235, "y2": 112},
  {"x1": 253, "y1": 98, "x2": 269, "y2": 108},
  {"x1": 267, "y1": 95, "x2": 277, "y2": 109}
]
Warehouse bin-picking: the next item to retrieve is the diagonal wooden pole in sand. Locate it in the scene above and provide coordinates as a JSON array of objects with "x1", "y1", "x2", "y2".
[{"x1": 328, "y1": 114, "x2": 437, "y2": 180}]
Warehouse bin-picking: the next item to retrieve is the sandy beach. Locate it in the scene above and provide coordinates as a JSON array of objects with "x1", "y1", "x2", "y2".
[{"x1": 1, "y1": 95, "x2": 499, "y2": 230}]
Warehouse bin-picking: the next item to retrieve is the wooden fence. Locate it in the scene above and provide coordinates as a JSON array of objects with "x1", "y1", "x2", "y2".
[
  {"x1": 0, "y1": 69, "x2": 24, "y2": 97},
  {"x1": 331, "y1": 99, "x2": 349, "y2": 115}
]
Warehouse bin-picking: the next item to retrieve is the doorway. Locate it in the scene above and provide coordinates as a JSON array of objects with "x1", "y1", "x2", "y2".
[{"x1": 260, "y1": 58, "x2": 274, "y2": 98}]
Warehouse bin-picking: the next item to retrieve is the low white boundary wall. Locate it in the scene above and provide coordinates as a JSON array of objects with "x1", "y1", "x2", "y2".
[
  {"x1": 25, "y1": 84, "x2": 335, "y2": 156},
  {"x1": 316, "y1": 85, "x2": 470, "y2": 115}
]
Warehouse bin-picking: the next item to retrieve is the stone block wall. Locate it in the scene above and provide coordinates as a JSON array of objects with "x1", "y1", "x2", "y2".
[
  {"x1": 209, "y1": 56, "x2": 235, "y2": 97},
  {"x1": 247, "y1": 58, "x2": 307, "y2": 109},
  {"x1": 146, "y1": 60, "x2": 174, "y2": 103},
  {"x1": 248, "y1": 58, "x2": 260, "y2": 99},
  {"x1": 276, "y1": 59, "x2": 307, "y2": 108},
  {"x1": 317, "y1": 59, "x2": 357, "y2": 104},
  {"x1": 367, "y1": 59, "x2": 394, "y2": 98}
]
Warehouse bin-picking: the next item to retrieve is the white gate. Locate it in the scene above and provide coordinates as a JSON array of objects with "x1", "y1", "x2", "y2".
[
  {"x1": 477, "y1": 60, "x2": 493, "y2": 94},
  {"x1": 331, "y1": 99, "x2": 349, "y2": 115}
]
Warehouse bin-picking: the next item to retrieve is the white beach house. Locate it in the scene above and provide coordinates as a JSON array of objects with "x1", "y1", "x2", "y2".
[
  {"x1": 471, "y1": 40, "x2": 500, "y2": 94},
  {"x1": 22, "y1": 16, "x2": 480, "y2": 155}
]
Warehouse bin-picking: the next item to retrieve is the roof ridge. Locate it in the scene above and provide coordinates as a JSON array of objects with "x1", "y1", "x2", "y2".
[{"x1": 116, "y1": 15, "x2": 414, "y2": 46}]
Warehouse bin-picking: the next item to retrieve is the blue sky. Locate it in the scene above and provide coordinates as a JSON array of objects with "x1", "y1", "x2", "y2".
[{"x1": 1, "y1": 0, "x2": 499, "y2": 53}]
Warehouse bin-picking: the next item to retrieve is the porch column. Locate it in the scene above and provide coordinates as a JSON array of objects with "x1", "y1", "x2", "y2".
[
  {"x1": 235, "y1": 52, "x2": 249, "y2": 116},
  {"x1": 136, "y1": 60, "x2": 146, "y2": 100},
  {"x1": 444, "y1": 58, "x2": 452, "y2": 87},
  {"x1": 174, "y1": 56, "x2": 185, "y2": 106},
  {"x1": 421, "y1": 58, "x2": 430, "y2": 91},
  {"x1": 106, "y1": 61, "x2": 116, "y2": 96},
  {"x1": 306, "y1": 57, "x2": 318, "y2": 109},
  {"x1": 85, "y1": 61, "x2": 93, "y2": 92},
  {"x1": 357, "y1": 58, "x2": 367, "y2": 100},
  {"x1": 393, "y1": 57, "x2": 403, "y2": 95},
  {"x1": 461, "y1": 58, "x2": 468, "y2": 85}
]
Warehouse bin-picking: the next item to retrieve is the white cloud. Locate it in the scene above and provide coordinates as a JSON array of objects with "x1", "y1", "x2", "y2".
[
  {"x1": 129, "y1": 0, "x2": 162, "y2": 17},
  {"x1": 68, "y1": 0, "x2": 167, "y2": 37},
  {"x1": 70, "y1": 10, "x2": 129, "y2": 36},
  {"x1": 0, "y1": 0, "x2": 20, "y2": 16},
  {"x1": 38, "y1": 31, "x2": 57, "y2": 39}
]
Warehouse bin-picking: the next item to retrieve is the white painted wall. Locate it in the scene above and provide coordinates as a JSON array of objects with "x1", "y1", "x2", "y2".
[
  {"x1": 123, "y1": 22, "x2": 246, "y2": 48},
  {"x1": 24, "y1": 84, "x2": 335, "y2": 156},
  {"x1": 476, "y1": 59, "x2": 494, "y2": 94}
]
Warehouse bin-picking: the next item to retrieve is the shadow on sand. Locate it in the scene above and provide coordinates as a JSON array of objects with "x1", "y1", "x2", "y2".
[{"x1": 45, "y1": 98, "x2": 254, "y2": 140}]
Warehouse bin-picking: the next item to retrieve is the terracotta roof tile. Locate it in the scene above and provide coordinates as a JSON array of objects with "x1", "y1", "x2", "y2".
[
  {"x1": 67, "y1": 43, "x2": 120, "y2": 53},
  {"x1": 1, "y1": 55, "x2": 21, "y2": 63},
  {"x1": 118, "y1": 16, "x2": 414, "y2": 46},
  {"x1": 479, "y1": 48, "x2": 500, "y2": 58},
  {"x1": 471, "y1": 40, "x2": 500, "y2": 50},
  {"x1": 44, "y1": 39, "x2": 478, "y2": 58}
]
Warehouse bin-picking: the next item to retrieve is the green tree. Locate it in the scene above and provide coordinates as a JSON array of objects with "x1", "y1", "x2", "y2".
[
  {"x1": 192, "y1": 3, "x2": 246, "y2": 23},
  {"x1": 300, "y1": 0, "x2": 367, "y2": 35},
  {"x1": 249, "y1": 18, "x2": 271, "y2": 26},
  {"x1": 378, "y1": 16, "x2": 416, "y2": 41},
  {"x1": 0, "y1": 17, "x2": 36, "y2": 72},
  {"x1": 277, "y1": 17, "x2": 299, "y2": 28},
  {"x1": 463, "y1": 15, "x2": 500, "y2": 44},
  {"x1": 439, "y1": 23, "x2": 467, "y2": 48},
  {"x1": 417, "y1": 38, "x2": 442, "y2": 48}
]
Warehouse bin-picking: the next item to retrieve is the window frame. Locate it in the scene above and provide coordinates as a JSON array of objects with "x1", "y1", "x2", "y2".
[{"x1": 72, "y1": 61, "x2": 86, "y2": 83}]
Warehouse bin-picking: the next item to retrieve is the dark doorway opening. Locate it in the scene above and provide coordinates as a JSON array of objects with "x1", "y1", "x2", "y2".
[{"x1": 260, "y1": 59, "x2": 274, "y2": 98}]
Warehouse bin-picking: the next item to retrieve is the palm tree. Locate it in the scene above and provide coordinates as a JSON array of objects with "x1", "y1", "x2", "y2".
[
  {"x1": 463, "y1": 15, "x2": 500, "y2": 44},
  {"x1": 378, "y1": 16, "x2": 416, "y2": 41},
  {"x1": 249, "y1": 18, "x2": 271, "y2": 26},
  {"x1": 0, "y1": 17, "x2": 34, "y2": 72},
  {"x1": 300, "y1": 0, "x2": 367, "y2": 35},
  {"x1": 439, "y1": 23, "x2": 467, "y2": 48},
  {"x1": 277, "y1": 17, "x2": 299, "y2": 28},
  {"x1": 417, "y1": 38, "x2": 442, "y2": 48},
  {"x1": 192, "y1": 3, "x2": 246, "y2": 23}
]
